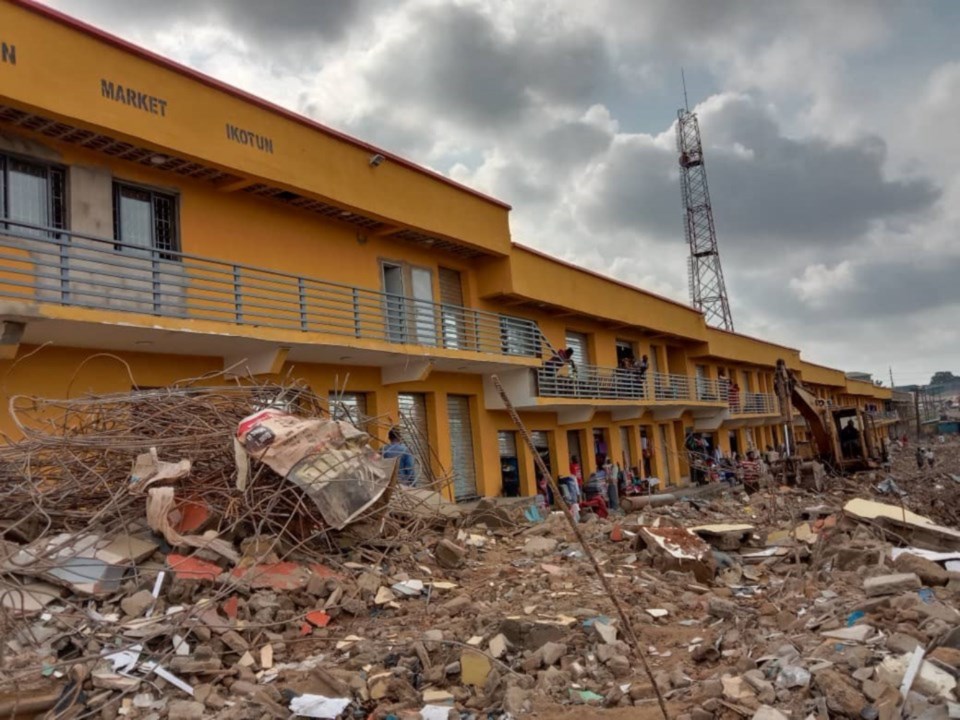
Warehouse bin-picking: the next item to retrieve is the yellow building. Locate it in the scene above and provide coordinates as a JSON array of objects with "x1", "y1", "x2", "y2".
[{"x1": 0, "y1": 1, "x2": 892, "y2": 500}]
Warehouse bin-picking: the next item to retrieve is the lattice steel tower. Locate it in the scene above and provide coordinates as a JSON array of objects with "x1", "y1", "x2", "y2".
[{"x1": 676, "y1": 96, "x2": 734, "y2": 331}]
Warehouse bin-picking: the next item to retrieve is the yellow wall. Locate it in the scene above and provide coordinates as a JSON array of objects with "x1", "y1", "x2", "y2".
[{"x1": 478, "y1": 247, "x2": 708, "y2": 341}]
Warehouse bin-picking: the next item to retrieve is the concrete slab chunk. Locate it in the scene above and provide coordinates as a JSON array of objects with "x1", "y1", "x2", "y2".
[{"x1": 863, "y1": 573, "x2": 921, "y2": 597}]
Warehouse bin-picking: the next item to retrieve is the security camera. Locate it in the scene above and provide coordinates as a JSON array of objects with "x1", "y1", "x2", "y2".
[{"x1": 369, "y1": 153, "x2": 385, "y2": 167}]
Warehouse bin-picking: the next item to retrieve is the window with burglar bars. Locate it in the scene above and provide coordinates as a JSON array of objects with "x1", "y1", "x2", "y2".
[
  {"x1": 113, "y1": 182, "x2": 179, "y2": 259},
  {"x1": 0, "y1": 153, "x2": 66, "y2": 236},
  {"x1": 328, "y1": 392, "x2": 369, "y2": 429}
]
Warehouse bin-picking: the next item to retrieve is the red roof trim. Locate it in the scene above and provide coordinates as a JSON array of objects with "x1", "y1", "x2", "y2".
[{"x1": 14, "y1": 0, "x2": 511, "y2": 211}]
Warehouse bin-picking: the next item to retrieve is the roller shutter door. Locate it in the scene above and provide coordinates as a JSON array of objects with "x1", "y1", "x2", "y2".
[
  {"x1": 398, "y1": 392, "x2": 428, "y2": 486},
  {"x1": 328, "y1": 392, "x2": 367, "y2": 428},
  {"x1": 497, "y1": 430, "x2": 517, "y2": 457},
  {"x1": 565, "y1": 331, "x2": 588, "y2": 366},
  {"x1": 447, "y1": 395, "x2": 478, "y2": 501}
]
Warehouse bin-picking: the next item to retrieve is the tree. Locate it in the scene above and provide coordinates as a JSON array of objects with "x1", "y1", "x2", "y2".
[{"x1": 930, "y1": 371, "x2": 960, "y2": 387}]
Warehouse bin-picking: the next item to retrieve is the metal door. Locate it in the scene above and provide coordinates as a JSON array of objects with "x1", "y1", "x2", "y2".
[
  {"x1": 447, "y1": 395, "x2": 478, "y2": 501},
  {"x1": 398, "y1": 392, "x2": 428, "y2": 486}
]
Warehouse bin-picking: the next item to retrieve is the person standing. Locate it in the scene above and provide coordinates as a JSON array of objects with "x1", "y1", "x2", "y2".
[
  {"x1": 916, "y1": 446, "x2": 925, "y2": 471},
  {"x1": 740, "y1": 450, "x2": 763, "y2": 493},
  {"x1": 383, "y1": 428, "x2": 416, "y2": 487}
]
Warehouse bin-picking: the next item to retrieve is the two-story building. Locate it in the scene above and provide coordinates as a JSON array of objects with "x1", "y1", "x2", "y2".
[{"x1": 0, "y1": 0, "x2": 891, "y2": 500}]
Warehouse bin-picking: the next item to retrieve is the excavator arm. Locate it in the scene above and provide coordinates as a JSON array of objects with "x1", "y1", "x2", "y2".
[{"x1": 775, "y1": 360, "x2": 836, "y2": 461}]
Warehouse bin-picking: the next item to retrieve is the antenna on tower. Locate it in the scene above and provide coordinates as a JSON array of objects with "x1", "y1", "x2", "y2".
[
  {"x1": 676, "y1": 79, "x2": 735, "y2": 331},
  {"x1": 681, "y1": 68, "x2": 689, "y2": 112}
]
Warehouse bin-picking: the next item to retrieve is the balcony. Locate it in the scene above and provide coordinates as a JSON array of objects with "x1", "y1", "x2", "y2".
[
  {"x1": 735, "y1": 392, "x2": 780, "y2": 416},
  {"x1": 535, "y1": 364, "x2": 723, "y2": 403},
  {"x1": 0, "y1": 220, "x2": 542, "y2": 369}
]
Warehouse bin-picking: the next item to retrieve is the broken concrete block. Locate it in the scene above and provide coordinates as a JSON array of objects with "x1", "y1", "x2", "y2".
[
  {"x1": 220, "y1": 630, "x2": 249, "y2": 653},
  {"x1": 440, "y1": 594, "x2": 473, "y2": 616},
  {"x1": 862, "y1": 679, "x2": 895, "y2": 703},
  {"x1": 593, "y1": 620, "x2": 618, "y2": 644},
  {"x1": 885, "y1": 632, "x2": 922, "y2": 655},
  {"x1": 523, "y1": 536, "x2": 558, "y2": 556},
  {"x1": 821, "y1": 625, "x2": 875, "y2": 642},
  {"x1": 708, "y1": 596, "x2": 739, "y2": 619},
  {"x1": 863, "y1": 573, "x2": 921, "y2": 597},
  {"x1": 120, "y1": 589, "x2": 155, "y2": 618},
  {"x1": 503, "y1": 686, "x2": 531, "y2": 716},
  {"x1": 435, "y1": 539, "x2": 466, "y2": 569},
  {"x1": 721, "y1": 675, "x2": 754, "y2": 702},
  {"x1": 499, "y1": 618, "x2": 565, "y2": 650},
  {"x1": 167, "y1": 700, "x2": 204, "y2": 720},
  {"x1": 539, "y1": 642, "x2": 567, "y2": 667},
  {"x1": 488, "y1": 633, "x2": 508, "y2": 659},
  {"x1": 878, "y1": 653, "x2": 958, "y2": 699},
  {"x1": 894, "y1": 553, "x2": 950, "y2": 586},
  {"x1": 815, "y1": 668, "x2": 868, "y2": 718},
  {"x1": 374, "y1": 586, "x2": 395, "y2": 605},
  {"x1": 638, "y1": 525, "x2": 716, "y2": 583},
  {"x1": 752, "y1": 706, "x2": 789, "y2": 720},
  {"x1": 914, "y1": 600, "x2": 960, "y2": 624},
  {"x1": 928, "y1": 646, "x2": 960, "y2": 674}
]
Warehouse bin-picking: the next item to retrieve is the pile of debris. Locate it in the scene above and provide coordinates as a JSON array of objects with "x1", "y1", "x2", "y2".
[{"x1": 1, "y1": 382, "x2": 960, "y2": 720}]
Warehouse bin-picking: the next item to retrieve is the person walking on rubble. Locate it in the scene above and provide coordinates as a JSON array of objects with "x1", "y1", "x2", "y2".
[
  {"x1": 383, "y1": 428, "x2": 416, "y2": 486},
  {"x1": 925, "y1": 447, "x2": 936, "y2": 468},
  {"x1": 916, "y1": 446, "x2": 925, "y2": 471}
]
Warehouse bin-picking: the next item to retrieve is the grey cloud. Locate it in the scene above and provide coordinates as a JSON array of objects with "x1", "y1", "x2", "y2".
[
  {"x1": 579, "y1": 95, "x2": 939, "y2": 251},
  {"x1": 367, "y1": 4, "x2": 616, "y2": 130},
  {"x1": 822, "y1": 257, "x2": 960, "y2": 317},
  {"x1": 535, "y1": 120, "x2": 614, "y2": 169},
  {"x1": 45, "y1": 0, "x2": 376, "y2": 44}
]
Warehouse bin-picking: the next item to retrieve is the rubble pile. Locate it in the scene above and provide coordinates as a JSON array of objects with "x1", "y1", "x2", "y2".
[
  {"x1": 857, "y1": 439, "x2": 960, "y2": 528},
  {"x1": 0, "y1": 384, "x2": 959, "y2": 720}
]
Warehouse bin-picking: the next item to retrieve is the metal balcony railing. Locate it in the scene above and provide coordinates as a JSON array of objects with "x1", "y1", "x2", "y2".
[
  {"x1": 0, "y1": 220, "x2": 543, "y2": 358},
  {"x1": 866, "y1": 410, "x2": 900, "y2": 422},
  {"x1": 535, "y1": 363, "x2": 723, "y2": 403},
  {"x1": 534, "y1": 362, "x2": 779, "y2": 413},
  {"x1": 735, "y1": 392, "x2": 779, "y2": 415}
]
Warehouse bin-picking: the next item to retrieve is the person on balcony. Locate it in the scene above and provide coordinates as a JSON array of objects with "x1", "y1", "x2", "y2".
[
  {"x1": 616, "y1": 357, "x2": 636, "y2": 396},
  {"x1": 634, "y1": 355, "x2": 649, "y2": 397},
  {"x1": 383, "y1": 428, "x2": 416, "y2": 487},
  {"x1": 544, "y1": 347, "x2": 576, "y2": 376},
  {"x1": 728, "y1": 382, "x2": 741, "y2": 413},
  {"x1": 542, "y1": 347, "x2": 578, "y2": 394}
]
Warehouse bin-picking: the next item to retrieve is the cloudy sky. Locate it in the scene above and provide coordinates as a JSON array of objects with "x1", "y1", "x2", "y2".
[{"x1": 43, "y1": 0, "x2": 960, "y2": 385}]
